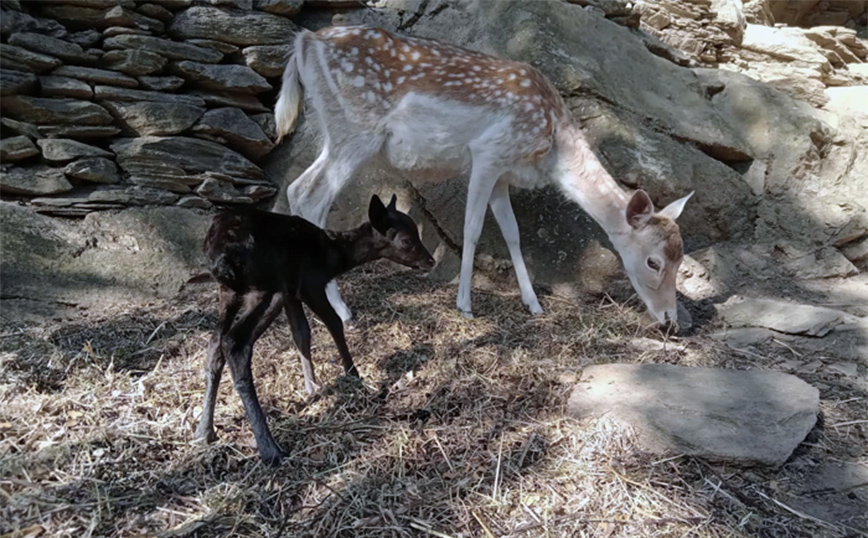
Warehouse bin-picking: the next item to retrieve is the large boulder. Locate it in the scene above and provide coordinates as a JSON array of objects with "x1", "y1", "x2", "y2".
[
  {"x1": 264, "y1": 0, "x2": 866, "y2": 293},
  {"x1": 7, "y1": 32, "x2": 94, "y2": 64},
  {"x1": 0, "y1": 202, "x2": 210, "y2": 321},
  {"x1": 0, "y1": 136, "x2": 39, "y2": 162},
  {"x1": 37, "y1": 138, "x2": 112, "y2": 163}
]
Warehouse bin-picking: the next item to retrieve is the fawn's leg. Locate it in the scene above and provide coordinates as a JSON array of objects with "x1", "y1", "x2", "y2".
[
  {"x1": 224, "y1": 291, "x2": 286, "y2": 464},
  {"x1": 284, "y1": 296, "x2": 319, "y2": 395},
  {"x1": 303, "y1": 287, "x2": 359, "y2": 379},
  {"x1": 195, "y1": 286, "x2": 241, "y2": 443}
]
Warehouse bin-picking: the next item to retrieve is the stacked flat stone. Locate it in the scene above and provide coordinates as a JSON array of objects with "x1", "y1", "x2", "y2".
[{"x1": 0, "y1": 0, "x2": 307, "y2": 216}]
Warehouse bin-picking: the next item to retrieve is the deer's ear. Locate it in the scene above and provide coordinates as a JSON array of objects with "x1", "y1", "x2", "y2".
[
  {"x1": 369, "y1": 194, "x2": 389, "y2": 234},
  {"x1": 626, "y1": 190, "x2": 654, "y2": 229},
  {"x1": 387, "y1": 194, "x2": 398, "y2": 211},
  {"x1": 657, "y1": 191, "x2": 693, "y2": 221}
]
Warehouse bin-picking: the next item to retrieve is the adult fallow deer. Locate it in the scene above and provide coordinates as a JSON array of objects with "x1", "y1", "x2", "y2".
[{"x1": 275, "y1": 26, "x2": 693, "y2": 326}]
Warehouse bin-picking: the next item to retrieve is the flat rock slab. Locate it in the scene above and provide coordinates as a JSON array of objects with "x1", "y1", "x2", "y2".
[
  {"x1": 568, "y1": 364, "x2": 819, "y2": 467},
  {"x1": 716, "y1": 296, "x2": 864, "y2": 337}
]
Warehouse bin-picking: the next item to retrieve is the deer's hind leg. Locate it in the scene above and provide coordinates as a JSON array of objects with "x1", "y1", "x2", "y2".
[{"x1": 292, "y1": 136, "x2": 385, "y2": 323}]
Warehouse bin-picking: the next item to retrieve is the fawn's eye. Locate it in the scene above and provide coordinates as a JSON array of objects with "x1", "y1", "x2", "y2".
[
  {"x1": 400, "y1": 237, "x2": 412, "y2": 248},
  {"x1": 646, "y1": 257, "x2": 662, "y2": 272}
]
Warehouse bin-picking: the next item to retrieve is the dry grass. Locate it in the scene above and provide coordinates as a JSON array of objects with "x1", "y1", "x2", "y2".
[{"x1": 1, "y1": 263, "x2": 865, "y2": 538}]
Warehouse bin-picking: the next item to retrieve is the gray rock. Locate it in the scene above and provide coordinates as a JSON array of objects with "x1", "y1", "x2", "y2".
[
  {"x1": 0, "y1": 43, "x2": 63, "y2": 73},
  {"x1": 8, "y1": 32, "x2": 93, "y2": 64},
  {"x1": 64, "y1": 157, "x2": 120, "y2": 183},
  {"x1": 39, "y1": 5, "x2": 164, "y2": 33},
  {"x1": 103, "y1": 101, "x2": 204, "y2": 136},
  {"x1": 250, "y1": 112, "x2": 276, "y2": 140},
  {"x1": 176, "y1": 195, "x2": 213, "y2": 209},
  {"x1": 37, "y1": 139, "x2": 112, "y2": 163},
  {"x1": 37, "y1": 0, "x2": 136, "y2": 8},
  {"x1": 136, "y1": 2, "x2": 173, "y2": 22},
  {"x1": 103, "y1": 26, "x2": 150, "y2": 37},
  {"x1": 39, "y1": 75, "x2": 94, "y2": 99},
  {"x1": 103, "y1": 34, "x2": 223, "y2": 63},
  {"x1": 567, "y1": 364, "x2": 819, "y2": 467},
  {"x1": 841, "y1": 237, "x2": 868, "y2": 263},
  {"x1": 255, "y1": 0, "x2": 302, "y2": 16},
  {"x1": 129, "y1": 175, "x2": 195, "y2": 193},
  {"x1": 0, "y1": 164, "x2": 73, "y2": 195},
  {"x1": 2, "y1": 96, "x2": 113, "y2": 125},
  {"x1": 38, "y1": 125, "x2": 121, "y2": 139},
  {"x1": 242, "y1": 44, "x2": 289, "y2": 77},
  {"x1": 242, "y1": 183, "x2": 277, "y2": 201},
  {"x1": 196, "y1": 177, "x2": 254, "y2": 204},
  {"x1": 101, "y1": 49, "x2": 167, "y2": 76},
  {"x1": 137, "y1": 75, "x2": 184, "y2": 91},
  {"x1": 0, "y1": 136, "x2": 40, "y2": 162},
  {"x1": 51, "y1": 65, "x2": 139, "y2": 88},
  {"x1": 193, "y1": 107, "x2": 274, "y2": 159},
  {"x1": 112, "y1": 136, "x2": 263, "y2": 180},
  {"x1": 68, "y1": 29, "x2": 102, "y2": 47},
  {"x1": 93, "y1": 85, "x2": 206, "y2": 107},
  {"x1": 88, "y1": 186, "x2": 178, "y2": 205},
  {"x1": 171, "y1": 61, "x2": 272, "y2": 94},
  {"x1": 185, "y1": 38, "x2": 239, "y2": 54},
  {"x1": 0, "y1": 118, "x2": 41, "y2": 139},
  {"x1": 169, "y1": 6, "x2": 296, "y2": 45},
  {"x1": 0, "y1": 8, "x2": 68, "y2": 41},
  {"x1": 144, "y1": 0, "x2": 192, "y2": 8},
  {"x1": 0, "y1": 69, "x2": 37, "y2": 95},
  {"x1": 188, "y1": 90, "x2": 269, "y2": 112},
  {"x1": 716, "y1": 296, "x2": 863, "y2": 337}
]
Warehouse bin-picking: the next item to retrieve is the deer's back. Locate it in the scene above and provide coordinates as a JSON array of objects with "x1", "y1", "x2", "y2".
[{"x1": 301, "y1": 26, "x2": 568, "y2": 167}]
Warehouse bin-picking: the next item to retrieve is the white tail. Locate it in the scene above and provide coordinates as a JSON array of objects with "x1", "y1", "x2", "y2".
[
  {"x1": 275, "y1": 25, "x2": 693, "y2": 326},
  {"x1": 274, "y1": 31, "x2": 306, "y2": 142}
]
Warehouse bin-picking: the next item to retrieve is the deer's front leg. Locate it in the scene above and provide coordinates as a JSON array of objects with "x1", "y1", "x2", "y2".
[
  {"x1": 457, "y1": 159, "x2": 502, "y2": 318},
  {"x1": 489, "y1": 181, "x2": 543, "y2": 315}
]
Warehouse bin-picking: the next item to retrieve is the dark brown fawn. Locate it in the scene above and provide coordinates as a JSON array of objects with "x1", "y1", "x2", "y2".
[{"x1": 195, "y1": 194, "x2": 434, "y2": 464}]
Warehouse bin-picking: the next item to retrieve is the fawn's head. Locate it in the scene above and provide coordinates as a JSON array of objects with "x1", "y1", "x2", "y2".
[
  {"x1": 610, "y1": 190, "x2": 693, "y2": 328},
  {"x1": 369, "y1": 194, "x2": 435, "y2": 271}
]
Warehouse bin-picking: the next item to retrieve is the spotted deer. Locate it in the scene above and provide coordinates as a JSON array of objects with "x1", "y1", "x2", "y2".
[{"x1": 275, "y1": 26, "x2": 693, "y2": 326}]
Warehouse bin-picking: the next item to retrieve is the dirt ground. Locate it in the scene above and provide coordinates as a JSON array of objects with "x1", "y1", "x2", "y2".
[{"x1": 1, "y1": 263, "x2": 866, "y2": 538}]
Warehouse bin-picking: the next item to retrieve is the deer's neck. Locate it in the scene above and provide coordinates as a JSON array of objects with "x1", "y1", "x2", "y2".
[
  {"x1": 327, "y1": 223, "x2": 382, "y2": 274},
  {"x1": 553, "y1": 126, "x2": 631, "y2": 241}
]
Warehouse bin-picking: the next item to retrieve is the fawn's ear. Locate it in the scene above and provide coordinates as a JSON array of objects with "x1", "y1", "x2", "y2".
[
  {"x1": 369, "y1": 194, "x2": 390, "y2": 235},
  {"x1": 387, "y1": 194, "x2": 398, "y2": 211}
]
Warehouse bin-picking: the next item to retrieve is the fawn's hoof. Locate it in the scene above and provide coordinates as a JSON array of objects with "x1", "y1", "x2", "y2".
[
  {"x1": 193, "y1": 426, "x2": 218, "y2": 444},
  {"x1": 459, "y1": 309, "x2": 474, "y2": 319},
  {"x1": 260, "y1": 446, "x2": 287, "y2": 466}
]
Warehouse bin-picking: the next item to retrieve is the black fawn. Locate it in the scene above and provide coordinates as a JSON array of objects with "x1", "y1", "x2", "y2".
[{"x1": 195, "y1": 194, "x2": 434, "y2": 464}]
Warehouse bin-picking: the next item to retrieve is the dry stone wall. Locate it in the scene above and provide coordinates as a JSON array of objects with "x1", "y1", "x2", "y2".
[{"x1": 0, "y1": 0, "x2": 310, "y2": 217}]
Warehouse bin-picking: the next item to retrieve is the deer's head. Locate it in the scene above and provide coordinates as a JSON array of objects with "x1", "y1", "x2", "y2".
[{"x1": 610, "y1": 190, "x2": 693, "y2": 328}]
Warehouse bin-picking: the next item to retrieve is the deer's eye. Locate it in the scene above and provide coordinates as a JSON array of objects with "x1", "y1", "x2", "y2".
[
  {"x1": 646, "y1": 257, "x2": 662, "y2": 272},
  {"x1": 400, "y1": 237, "x2": 412, "y2": 248}
]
